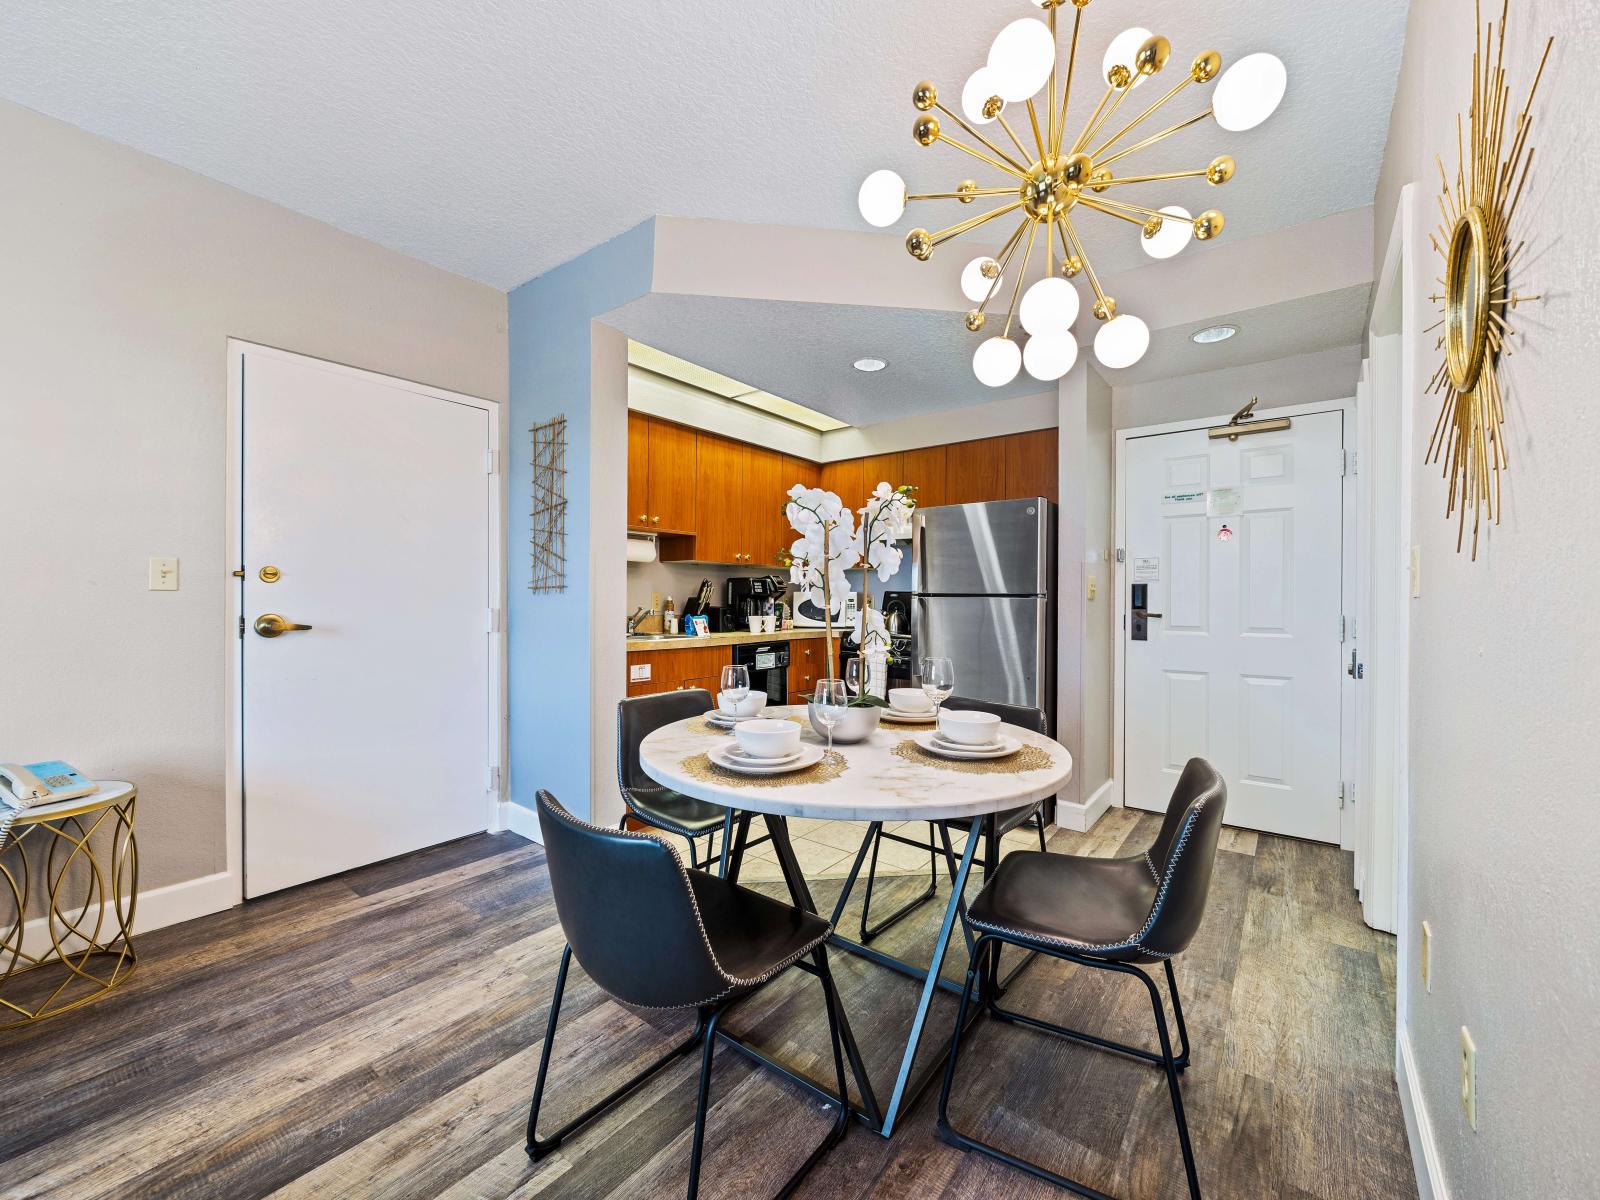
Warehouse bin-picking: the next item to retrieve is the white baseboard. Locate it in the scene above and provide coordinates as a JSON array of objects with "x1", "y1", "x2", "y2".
[
  {"x1": 1053, "y1": 778, "x2": 1116, "y2": 833},
  {"x1": 1398, "y1": 1028, "x2": 1449, "y2": 1200},
  {"x1": 501, "y1": 800, "x2": 543, "y2": 845},
  {"x1": 19, "y1": 869, "x2": 236, "y2": 959}
]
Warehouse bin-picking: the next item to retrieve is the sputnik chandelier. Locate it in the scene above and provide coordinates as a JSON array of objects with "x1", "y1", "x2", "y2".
[{"x1": 857, "y1": 0, "x2": 1288, "y2": 385}]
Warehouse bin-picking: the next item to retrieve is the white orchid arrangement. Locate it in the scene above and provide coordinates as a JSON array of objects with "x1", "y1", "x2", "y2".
[{"x1": 784, "y1": 480, "x2": 917, "y2": 701}]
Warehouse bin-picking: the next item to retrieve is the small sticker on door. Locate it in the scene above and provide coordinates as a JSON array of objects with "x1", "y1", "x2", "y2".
[
  {"x1": 1132, "y1": 557, "x2": 1161, "y2": 582},
  {"x1": 1207, "y1": 486, "x2": 1242, "y2": 517},
  {"x1": 1216, "y1": 524, "x2": 1234, "y2": 542},
  {"x1": 1162, "y1": 488, "x2": 1205, "y2": 505}
]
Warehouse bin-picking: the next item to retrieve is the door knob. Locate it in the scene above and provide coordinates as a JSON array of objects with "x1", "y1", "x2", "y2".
[{"x1": 254, "y1": 613, "x2": 313, "y2": 638}]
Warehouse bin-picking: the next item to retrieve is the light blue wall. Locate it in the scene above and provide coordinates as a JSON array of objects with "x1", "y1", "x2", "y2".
[{"x1": 508, "y1": 221, "x2": 655, "y2": 820}]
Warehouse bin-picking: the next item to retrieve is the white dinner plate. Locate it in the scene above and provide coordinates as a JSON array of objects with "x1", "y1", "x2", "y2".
[
  {"x1": 880, "y1": 707, "x2": 937, "y2": 724},
  {"x1": 913, "y1": 731, "x2": 1021, "y2": 761},
  {"x1": 931, "y1": 731, "x2": 1004, "y2": 754},
  {"x1": 722, "y1": 744, "x2": 803, "y2": 767},
  {"x1": 709, "y1": 742, "x2": 825, "y2": 776},
  {"x1": 707, "y1": 709, "x2": 767, "y2": 728}
]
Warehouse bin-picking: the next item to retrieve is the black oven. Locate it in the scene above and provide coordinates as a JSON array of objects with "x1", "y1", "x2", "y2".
[{"x1": 732, "y1": 641, "x2": 790, "y2": 705}]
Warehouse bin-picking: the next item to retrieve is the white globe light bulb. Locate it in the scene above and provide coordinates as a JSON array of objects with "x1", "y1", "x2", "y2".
[
  {"x1": 1212, "y1": 53, "x2": 1287, "y2": 131},
  {"x1": 961, "y1": 256, "x2": 1003, "y2": 304},
  {"x1": 857, "y1": 169, "x2": 907, "y2": 228},
  {"x1": 1103, "y1": 27, "x2": 1153, "y2": 89},
  {"x1": 988, "y1": 18, "x2": 1055, "y2": 103},
  {"x1": 1094, "y1": 314, "x2": 1150, "y2": 369},
  {"x1": 1142, "y1": 205, "x2": 1193, "y2": 260},
  {"x1": 1019, "y1": 276, "x2": 1082, "y2": 336},
  {"x1": 961, "y1": 67, "x2": 1006, "y2": 125},
  {"x1": 1024, "y1": 333, "x2": 1079, "y2": 381},
  {"x1": 973, "y1": 336, "x2": 1022, "y2": 387}
]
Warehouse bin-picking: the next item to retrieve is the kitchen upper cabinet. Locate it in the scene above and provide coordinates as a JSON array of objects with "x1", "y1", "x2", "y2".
[
  {"x1": 744, "y1": 445, "x2": 787, "y2": 566},
  {"x1": 945, "y1": 437, "x2": 1007, "y2": 505},
  {"x1": 681, "y1": 433, "x2": 744, "y2": 564},
  {"x1": 819, "y1": 457, "x2": 867, "y2": 507},
  {"x1": 627, "y1": 414, "x2": 698, "y2": 534},
  {"x1": 1004, "y1": 428, "x2": 1059, "y2": 503},
  {"x1": 858, "y1": 452, "x2": 904, "y2": 492},
  {"x1": 901, "y1": 445, "x2": 947, "y2": 508}
]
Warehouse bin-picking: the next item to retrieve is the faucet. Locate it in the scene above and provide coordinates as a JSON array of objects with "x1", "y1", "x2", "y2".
[{"x1": 627, "y1": 606, "x2": 647, "y2": 635}]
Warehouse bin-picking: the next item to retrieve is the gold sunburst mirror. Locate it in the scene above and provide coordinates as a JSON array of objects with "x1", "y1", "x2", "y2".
[{"x1": 1427, "y1": 0, "x2": 1552, "y2": 558}]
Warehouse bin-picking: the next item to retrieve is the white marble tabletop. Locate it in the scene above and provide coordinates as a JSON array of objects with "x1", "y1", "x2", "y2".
[{"x1": 638, "y1": 706, "x2": 1073, "y2": 823}]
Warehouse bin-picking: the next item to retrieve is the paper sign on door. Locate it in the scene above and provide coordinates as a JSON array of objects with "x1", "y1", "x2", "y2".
[
  {"x1": 1132, "y1": 557, "x2": 1161, "y2": 583},
  {"x1": 1162, "y1": 488, "x2": 1205, "y2": 505},
  {"x1": 1207, "y1": 486, "x2": 1242, "y2": 516}
]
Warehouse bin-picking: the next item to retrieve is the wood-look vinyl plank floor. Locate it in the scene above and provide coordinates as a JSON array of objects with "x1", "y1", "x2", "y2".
[{"x1": 0, "y1": 820, "x2": 1415, "y2": 1199}]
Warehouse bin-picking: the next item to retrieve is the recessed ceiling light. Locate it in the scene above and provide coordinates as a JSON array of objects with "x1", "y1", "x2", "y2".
[
  {"x1": 1191, "y1": 324, "x2": 1238, "y2": 344},
  {"x1": 853, "y1": 357, "x2": 888, "y2": 373}
]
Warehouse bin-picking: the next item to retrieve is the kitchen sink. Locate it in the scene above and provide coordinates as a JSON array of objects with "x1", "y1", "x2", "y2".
[{"x1": 628, "y1": 632, "x2": 692, "y2": 641}]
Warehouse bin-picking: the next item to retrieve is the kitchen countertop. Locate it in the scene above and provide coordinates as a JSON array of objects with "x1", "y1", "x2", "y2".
[{"x1": 626, "y1": 628, "x2": 835, "y2": 653}]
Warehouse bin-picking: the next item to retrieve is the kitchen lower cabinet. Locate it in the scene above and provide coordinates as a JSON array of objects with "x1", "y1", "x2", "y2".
[
  {"x1": 790, "y1": 637, "x2": 842, "y2": 705},
  {"x1": 626, "y1": 645, "x2": 732, "y2": 697}
]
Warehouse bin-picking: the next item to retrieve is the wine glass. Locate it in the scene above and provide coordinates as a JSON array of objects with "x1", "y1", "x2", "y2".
[
  {"x1": 920, "y1": 656, "x2": 955, "y2": 718},
  {"x1": 814, "y1": 678, "x2": 848, "y2": 755},
  {"x1": 844, "y1": 657, "x2": 863, "y2": 698},
  {"x1": 720, "y1": 664, "x2": 751, "y2": 714}
]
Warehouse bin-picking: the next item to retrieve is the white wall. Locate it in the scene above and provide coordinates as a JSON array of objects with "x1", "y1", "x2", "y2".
[
  {"x1": 1080, "y1": 369, "x2": 1114, "y2": 797},
  {"x1": 0, "y1": 102, "x2": 507, "y2": 893},
  {"x1": 1374, "y1": 5, "x2": 1600, "y2": 1198},
  {"x1": 1113, "y1": 345, "x2": 1362, "y2": 431}
]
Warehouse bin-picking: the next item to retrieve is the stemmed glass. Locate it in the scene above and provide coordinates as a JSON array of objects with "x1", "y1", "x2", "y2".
[
  {"x1": 814, "y1": 678, "x2": 848, "y2": 755},
  {"x1": 720, "y1": 664, "x2": 751, "y2": 714},
  {"x1": 844, "y1": 657, "x2": 863, "y2": 698},
  {"x1": 920, "y1": 656, "x2": 955, "y2": 719}
]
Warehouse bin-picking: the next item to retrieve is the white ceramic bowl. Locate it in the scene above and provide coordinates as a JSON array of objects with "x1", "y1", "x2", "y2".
[
  {"x1": 938, "y1": 708, "x2": 1003, "y2": 746},
  {"x1": 717, "y1": 691, "x2": 764, "y2": 717},
  {"x1": 888, "y1": 687, "x2": 932, "y2": 713},
  {"x1": 735, "y1": 717, "x2": 802, "y2": 759}
]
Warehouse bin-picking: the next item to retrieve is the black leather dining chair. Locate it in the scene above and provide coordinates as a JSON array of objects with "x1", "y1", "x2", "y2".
[
  {"x1": 617, "y1": 690, "x2": 729, "y2": 868},
  {"x1": 526, "y1": 790, "x2": 850, "y2": 1199},
  {"x1": 936, "y1": 757, "x2": 1227, "y2": 1199},
  {"x1": 853, "y1": 696, "x2": 1051, "y2": 943}
]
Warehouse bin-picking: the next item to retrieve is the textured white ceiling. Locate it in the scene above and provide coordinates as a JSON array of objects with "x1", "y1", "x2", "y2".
[{"x1": 0, "y1": 0, "x2": 1408, "y2": 290}]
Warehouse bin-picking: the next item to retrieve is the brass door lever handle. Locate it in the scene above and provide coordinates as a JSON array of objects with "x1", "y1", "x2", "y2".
[{"x1": 254, "y1": 613, "x2": 313, "y2": 638}]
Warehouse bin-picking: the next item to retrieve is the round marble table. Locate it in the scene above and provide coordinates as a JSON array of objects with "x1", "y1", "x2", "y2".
[{"x1": 639, "y1": 705, "x2": 1072, "y2": 1137}]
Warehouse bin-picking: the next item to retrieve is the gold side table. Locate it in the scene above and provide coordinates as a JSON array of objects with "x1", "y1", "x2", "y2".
[{"x1": 0, "y1": 781, "x2": 138, "y2": 1028}]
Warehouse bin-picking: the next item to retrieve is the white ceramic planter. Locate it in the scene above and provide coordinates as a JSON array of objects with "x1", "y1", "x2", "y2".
[{"x1": 808, "y1": 702, "x2": 882, "y2": 744}]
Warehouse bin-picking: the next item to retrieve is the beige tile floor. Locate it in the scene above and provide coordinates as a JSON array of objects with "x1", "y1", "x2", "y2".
[{"x1": 731, "y1": 816, "x2": 1047, "y2": 881}]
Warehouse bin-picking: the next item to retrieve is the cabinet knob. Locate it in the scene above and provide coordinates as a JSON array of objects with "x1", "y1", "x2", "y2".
[
  {"x1": 639, "y1": 513, "x2": 649, "y2": 523},
  {"x1": 652, "y1": 516, "x2": 660, "y2": 525}
]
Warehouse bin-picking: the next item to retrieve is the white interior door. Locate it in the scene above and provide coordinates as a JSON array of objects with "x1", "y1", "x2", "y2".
[
  {"x1": 241, "y1": 348, "x2": 494, "y2": 897},
  {"x1": 1123, "y1": 411, "x2": 1344, "y2": 842}
]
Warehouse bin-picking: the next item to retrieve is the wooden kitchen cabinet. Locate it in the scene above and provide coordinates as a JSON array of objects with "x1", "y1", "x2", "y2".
[
  {"x1": 819, "y1": 458, "x2": 867, "y2": 506},
  {"x1": 945, "y1": 437, "x2": 1007, "y2": 505},
  {"x1": 670, "y1": 433, "x2": 743, "y2": 564},
  {"x1": 744, "y1": 445, "x2": 787, "y2": 567},
  {"x1": 625, "y1": 645, "x2": 732, "y2": 697},
  {"x1": 628, "y1": 414, "x2": 698, "y2": 534},
  {"x1": 1004, "y1": 428, "x2": 1059, "y2": 503},
  {"x1": 902, "y1": 444, "x2": 947, "y2": 508},
  {"x1": 789, "y1": 637, "x2": 842, "y2": 704},
  {"x1": 858, "y1": 452, "x2": 904, "y2": 492}
]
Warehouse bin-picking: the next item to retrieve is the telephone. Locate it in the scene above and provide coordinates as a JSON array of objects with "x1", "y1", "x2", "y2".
[{"x1": 0, "y1": 761, "x2": 97, "y2": 808}]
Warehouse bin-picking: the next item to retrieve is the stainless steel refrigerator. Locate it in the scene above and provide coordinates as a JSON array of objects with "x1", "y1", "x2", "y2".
[{"x1": 911, "y1": 498, "x2": 1056, "y2": 731}]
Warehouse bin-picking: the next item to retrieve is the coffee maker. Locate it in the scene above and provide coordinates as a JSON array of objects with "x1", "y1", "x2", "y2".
[{"x1": 722, "y1": 574, "x2": 786, "y2": 632}]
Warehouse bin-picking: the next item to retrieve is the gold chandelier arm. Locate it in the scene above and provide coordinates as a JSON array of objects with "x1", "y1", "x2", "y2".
[
  {"x1": 1077, "y1": 80, "x2": 1137, "y2": 159},
  {"x1": 1025, "y1": 99, "x2": 1047, "y2": 160},
  {"x1": 1077, "y1": 197, "x2": 1148, "y2": 227},
  {"x1": 1058, "y1": 214, "x2": 1109, "y2": 313},
  {"x1": 995, "y1": 113, "x2": 1034, "y2": 164},
  {"x1": 976, "y1": 218, "x2": 1032, "y2": 316},
  {"x1": 1052, "y1": 3, "x2": 1086, "y2": 158},
  {"x1": 936, "y1": 133, "x2": 1029, "y2": 180},
  {"x1": 1070, "y1": 83, "x2": 1120, "y2": 155},
  {"x1": 1046, "y1": 1, "x2": 1058, "y2": 157},
  {"x1": 1090, "y1": 167, "x2": 1212, "y2": 187},
  {"x1": 1094, "y1": 108, "x2": 1214, "y2": 171},
  {"x1": 1090, "y1": 74, "x2": 1196, "y2": 162},
  {"x1": 927, "y1": 199, "x2": 1027, "y2": 248},
  {"x1": 907, "y1": 186, "x2": 1019, "y2": 202},
  {"x1": 1081, "y1": 193, "x2": 1172, "y2": 224},
  {"x1": 1001, "y1": 220, "x2": 1040, "y2": 338},
  {"x1": 934, "y1": 102, "x2": 1031, "y2": 174}
]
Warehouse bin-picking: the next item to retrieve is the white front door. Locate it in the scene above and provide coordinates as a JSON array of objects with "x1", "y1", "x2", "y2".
[
  {"x1": 1123, "y1": 410, "x2": 1344, "y2": 842},
  {"x1": 240, "y1": 347, "x2": 495, "y2": 897}
]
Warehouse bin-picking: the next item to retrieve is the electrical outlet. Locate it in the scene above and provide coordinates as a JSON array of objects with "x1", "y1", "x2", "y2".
[
  {"x1": 148, "y1": 556, "x2": 179, "y2": 591},
  {"x1": 1421, "y1": 920, "x2": 1432, "y2": 992},
  {"x1": 1461, "y1": 1027, "x2": 1477, "y2": 1129}
]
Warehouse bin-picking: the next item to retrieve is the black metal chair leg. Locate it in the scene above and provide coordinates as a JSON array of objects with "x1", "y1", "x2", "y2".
[
  {"x1": 1036, "y1": 815, "x2": 1048, "y2": 853},
  {"x1": 526, "y1": 944, "x2": 707, "y2": 1160},
  {"x1": 858, "y1": 823, "x2": 939, "y2": 943},
  {"x1": 1164, "y1": 959, "x2": 1192, "y2": 1070},
  {"x1": 1139, "y1": 964, "x2": 1201, "y2": 1199},
  {"x1": 687, "y1": 836, "x2": 699, "y2": 870},
  {"x1": 685, "y1": 1006, "x2": 725, "y2": 1199},
  {"x1": 772, "y1": 947, "x2": 852, "y2": 1199}
]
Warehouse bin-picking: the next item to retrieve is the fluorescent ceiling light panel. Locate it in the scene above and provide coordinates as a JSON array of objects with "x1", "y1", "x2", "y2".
[{"x1": 628, "y1": 341, "x2": 849, "y2": 431}]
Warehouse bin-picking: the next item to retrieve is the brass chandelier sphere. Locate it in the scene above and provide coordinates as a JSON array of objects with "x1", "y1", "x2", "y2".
[{"x1": 856, "y1": 0, "x2": 1289, "y2": 385}]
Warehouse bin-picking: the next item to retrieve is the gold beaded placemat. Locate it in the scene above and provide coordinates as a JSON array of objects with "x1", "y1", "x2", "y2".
[
  {"x1": 891, "y1": 739, "x2": 1054, "y2": 775},
  {"x1": 678, "y1": 749, "x2": 847, "y2": 789}
]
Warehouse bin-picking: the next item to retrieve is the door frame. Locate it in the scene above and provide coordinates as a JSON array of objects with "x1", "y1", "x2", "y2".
[
  {"x1": 224, "y1": 339, "x2": 506, "y2": 905},
  {"x1": 1111, "y1": 396, "x2": 1357, "y2": 842}
]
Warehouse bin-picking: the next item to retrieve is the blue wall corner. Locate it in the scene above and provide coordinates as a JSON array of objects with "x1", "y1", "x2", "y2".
[{"x1": 507, "y1": 220, "x2": 655, "y2": 820}]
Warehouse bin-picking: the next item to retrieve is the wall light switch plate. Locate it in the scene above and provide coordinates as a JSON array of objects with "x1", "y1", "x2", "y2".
[
  {"x1": 1461, "y1": 1026, "x2": 1477, "y2": 1129},
  {"x1": 1409, "y1": 545, "x2": 1422, "y2": 598},
  {"x1": 1421, "y1": 921, "x2": 1432, "y2": 992},
  {"x1": 1087, "y1": 574, "x2": 1097, "y2": 601},
  {"x1": 629, "y1": 664, "x2": 652, "y2": 683},
  {"x1": 148, "y1": 556, "x2": 179, "y2": 591}
]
